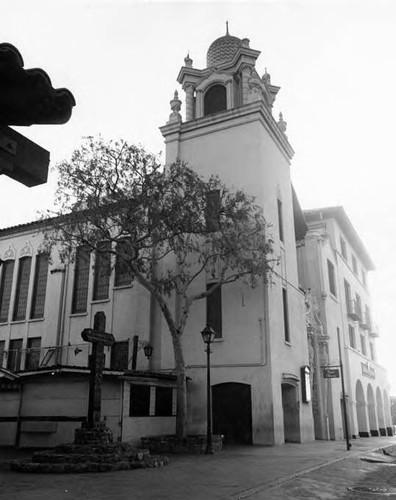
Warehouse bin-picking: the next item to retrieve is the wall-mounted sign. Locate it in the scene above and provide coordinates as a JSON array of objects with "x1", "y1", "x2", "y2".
[
  {"x1": 361, "y1": 362, "x2": 375, "y2": 379},
  {"x1": 323, "y1": 368, "x2": 340, "y2": 379},
  {"x1": 301, "y1": 365, "x2": 311, "y2": 403}
]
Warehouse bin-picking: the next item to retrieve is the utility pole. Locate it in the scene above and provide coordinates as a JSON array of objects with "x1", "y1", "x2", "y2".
[{"x1": 337, "y1": 327, "x2": 351, "y2": 451}]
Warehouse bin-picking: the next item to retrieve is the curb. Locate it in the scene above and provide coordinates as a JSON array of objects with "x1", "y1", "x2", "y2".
[{"x1": 220, "y1": 443, "x2": 396, "y2": 500}]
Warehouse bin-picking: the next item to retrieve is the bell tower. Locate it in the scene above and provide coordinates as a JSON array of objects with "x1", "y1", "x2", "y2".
[{"x1": 160, "y1": 27, "x2": 314, "y2": 446}]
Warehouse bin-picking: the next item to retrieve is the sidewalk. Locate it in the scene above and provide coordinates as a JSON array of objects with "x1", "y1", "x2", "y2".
[{"x1": 0, "y1": 436, "x2": 395, "y2": 500}]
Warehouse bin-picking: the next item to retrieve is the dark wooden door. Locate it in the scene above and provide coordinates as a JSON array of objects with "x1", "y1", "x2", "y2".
[{"x1": 212, "y1": 382, "x2": 252, "y2": 445}]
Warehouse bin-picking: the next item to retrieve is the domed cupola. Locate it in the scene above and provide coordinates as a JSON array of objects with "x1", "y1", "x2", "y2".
[{"x1": 206, "y1": 27, "x2": 242, "y2": 67}]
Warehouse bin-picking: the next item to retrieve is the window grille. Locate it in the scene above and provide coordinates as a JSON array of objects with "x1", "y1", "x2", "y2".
[
  {"x1": 25, "y1": 337, "x2": 41, "y2": 370},
  {"x1": 93, "y1": 241, "x2": 111, "y2": 301},
  {"x1": 7, "y1": 338, "x2": 22, "y2": 371},
  {"x1": 13, "y1": 257, "x2": 32, "y2": 321},
  {"x1": 0, "y1": 260, "x2": 15, "y2": 323},
  {"x1": 30, "y1": 253, "x2": 49, "y2": 319},
  {"x1": 72, "y1": 246, "x2": 90, "y2": 313},
  {"x1": 115, "y1": 240, "x2": 133, "y2": 287}
]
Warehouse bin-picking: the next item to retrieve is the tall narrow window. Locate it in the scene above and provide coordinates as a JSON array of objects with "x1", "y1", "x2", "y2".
[
  {"x1": 72, "y1": 246, "x2": 90, "y2": 314},
  {"x1": 360, "y1": 334, "x2": 367, "y2": 356},
  {"x1": 93, "y1": 241, "x2": 111, "y2": 301},
  {"x1": 30, "y1": 253, "x2": 49, "y2": 319},
  {"x1": 369, "y1": 342, "x2": 375, "y2": 361},
  {"x1": 114, "y1": 240, "x2": 133, "y2": 287},
  {"x1": 344, "y1": 279, "x2": 351, "y2": 313},
  {"x1": 0, "y1": 260, "x2": 15, "y2": 323},
  {"x1": 7, "y1": 338, "x2": 22, "y2": 371},
  {"x1": 349, "y1": 325, "x2": 356, "y2": 348},
  {"x1": 362, "y1": 269, "x2": 367, "y2": 288},
  {"x1": 282, "y1": 287, "x2": 290, "y2": 342},
  {"x1": 205, "y1": 190, "x2": 221, "y2": 232},
  {"x1": 340, "y1": 236, "x2": 347, "y2": 260},
  {"x1": 207, "y1": 283, "x2": 222, "y2": 338},
  {"x1": 110, "y1": 341, "x2": 129, "y2": 371},
  {"x1": 25, "y1": 337, "x2": 41, "y2": 370},
  {"x1": 327, "y1": 260, "x2": 336, "y2": 297},
  {"x1": 352, "y1": 254, "x2": 358, "y2": 275},
  {"x1": 277, "y1": 199, "x2": 284, "y2": 243},
  {"x1": 356, "y1": 293, "x2": 362, "y2": 319},
  {"x1": 204, "y1": 84, "x2": 227, "y2": 116},
  {"x1": 13, "y1": 257, "x2": 32, "y2": 321}
]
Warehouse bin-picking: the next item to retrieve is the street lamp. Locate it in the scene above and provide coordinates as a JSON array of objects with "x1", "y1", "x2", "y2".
[{"x1": 201, "y1": 324, "x2": 216, "y2": 454}]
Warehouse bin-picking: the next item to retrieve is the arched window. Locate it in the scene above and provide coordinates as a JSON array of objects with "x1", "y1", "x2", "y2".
[{"x1": 204, "y1": 84, "x2": 227, "y2": 116}]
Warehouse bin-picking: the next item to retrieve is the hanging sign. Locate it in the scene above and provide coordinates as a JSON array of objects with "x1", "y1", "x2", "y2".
[{"x1": 323, "y1": 367, "x2": 340, "y2": 379}]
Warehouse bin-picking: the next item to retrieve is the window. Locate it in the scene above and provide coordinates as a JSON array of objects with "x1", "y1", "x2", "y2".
[
  {"x1": 93, "y1": 241, "x2": 111, "y2": 301},
  {"x1": 0, "y1": 340, "x2": 5, "y2": 367},
  {"x1": 204, "y1": 84, "x2": 227, "y2": 116},
  {"x1": 206, "y1": 283, "x2": 222, "y2": 338},
  {"x1": 72, "y1": 246, "x2": 90, "y2": 313},
  {"x1": 13, "y1": 257, "x2": 32, "y2": 321},
  {"x1": 356, "y1": 293, "x2": 362, "y2": 319},
  {"x1": 340, "y1": 236, "x2": 347, "y2": 260},
  {"x1": 25, "y1": 337, "x2": 41, "y2": 370},
  {"x1": 155, "y1": 387, "x2": 173, "y2": 416},
  {"x1": 7, "y1": 338, "x2": 22, "y2": 371},
  {"x1": 110, "y1": 341, "x2": 129, "y2": 371},
  {"x1": 362, "y1": 269, "x2": 367, "y2": 287},
  {"x1": 344, "y1": 280, "x2": 351, "y2": 313},
  {"x1": 277, "y1": 199, "x2": 284, "y2": 243},
  {"x1": 205, "y1": 190, "x2": 221, "y2": 232},
  {"x1": 129, "y1": 384, "x2": 150, "y2": 416},
  {"x1": 114, "y1": 240, "x2": 133, "y2": 287},
  {"x1": 352, "y1": 254, "x2": 358, "y2": 275},
  {"x1": 360, "y1": 334, "x2": 367, "y2": 356},
  {"x1": 349, "y1": 325, "x2": 356, "y2": 348},
  {"x1": 365, "y1": 305, "x2": 371, "y2": 329},
  {"x1": 282, "y1": 287, "x2": 290, "y2": 342},
  {"x1": 369, "y1": 342, "x2": 375, "y2": 361},
  {"x1": 0, "y1": 260, "x2": 15, "y2": 323},
  {"x1": 327, "y1": 260, "x2": 336, "y2": 297},
  {"x1": 30, "y1": 253, "x2": 49, "y2": 319}
]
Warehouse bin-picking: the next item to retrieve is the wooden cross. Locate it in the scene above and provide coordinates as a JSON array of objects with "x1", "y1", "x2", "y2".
[{"x1": 81, "y1": 312, "x2": 115, "y2": 426}]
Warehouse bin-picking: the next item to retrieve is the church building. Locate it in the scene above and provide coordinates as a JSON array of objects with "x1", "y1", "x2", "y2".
[{"x1": 0, "y1": 27, "x2": 320, "y2": 448}]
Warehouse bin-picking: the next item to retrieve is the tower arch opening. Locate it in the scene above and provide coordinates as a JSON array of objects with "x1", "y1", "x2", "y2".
[{"x1": 204, "y1": 84, "x2": 227, "y2": 116}]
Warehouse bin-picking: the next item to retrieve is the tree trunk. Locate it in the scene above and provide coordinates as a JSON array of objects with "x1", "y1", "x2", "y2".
[{"x1": 171, "y1": 329, "x2": 187, "y2": 439}]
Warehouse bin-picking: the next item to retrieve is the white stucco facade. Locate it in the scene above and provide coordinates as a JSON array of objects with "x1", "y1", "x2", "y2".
[{"x1": 297, "y1": 207, "x2": 392, "y2": 442}]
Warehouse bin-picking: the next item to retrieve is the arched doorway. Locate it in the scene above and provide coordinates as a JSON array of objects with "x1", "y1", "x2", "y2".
[
  {"x1": 356, "y1": 380, "x2": 369, "y2": 437},
  {"x1": 367, "y1": 383, "x2": 378, "y2": 436},
  {"x1": 281, "y1": 382, "x2": 301, "y2": 443},
  {"x1": 212, "y1": 383, "x2": 252, "y2": 445},
  {"x1": 376, "y1": 387, "x2": 386, "y2": 436}
]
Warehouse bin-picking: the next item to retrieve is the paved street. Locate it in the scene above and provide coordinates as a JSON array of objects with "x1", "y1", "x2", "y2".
[{"x1": 1, "y1": 437, "x2": 396, "y2": 500}]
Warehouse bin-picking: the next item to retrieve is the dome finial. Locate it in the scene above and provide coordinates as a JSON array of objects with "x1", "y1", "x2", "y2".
[{"x1": 226, "y1": 20, "x2": 229, "y2": 36}]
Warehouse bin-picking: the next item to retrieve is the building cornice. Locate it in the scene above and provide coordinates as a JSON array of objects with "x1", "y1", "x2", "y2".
[{"x1": 160, "y1": 101, "x2": 294, "y2": 162}]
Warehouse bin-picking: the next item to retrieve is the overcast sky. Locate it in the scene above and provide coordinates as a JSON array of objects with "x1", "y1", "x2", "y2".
[{"x1": 2, "y1": 0, "x2": 396, "y2": 391}]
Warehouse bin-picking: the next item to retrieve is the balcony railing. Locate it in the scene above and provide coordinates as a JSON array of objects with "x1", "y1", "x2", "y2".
[
  {"x1": 347, "y1": 300, "x2": 362, "y2": 322},
  {"x1": 0, "y1": 342, "x2": 135, "y2": 373},
  {"x1": 0, "y1": 343, "x2": 90, "y2": 373},
  {"x1": 369, "y1": 323, "x2": 380, "y2": 338},
  {"x1": 360, "y1": 312, "x2": 372, "y2": 331}
]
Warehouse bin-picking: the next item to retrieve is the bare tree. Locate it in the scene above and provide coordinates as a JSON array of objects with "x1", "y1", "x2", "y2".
[{"x1": 45, "y1": 137, "x2": 274, "y2": 438}]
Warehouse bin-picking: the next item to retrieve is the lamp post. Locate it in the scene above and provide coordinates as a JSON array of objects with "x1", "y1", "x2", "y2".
[{"x1": 201, "y1": 324, "x2": 216, "y2": 454}]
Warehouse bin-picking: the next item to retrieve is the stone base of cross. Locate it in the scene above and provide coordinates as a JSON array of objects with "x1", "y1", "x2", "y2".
[{"x1": 74, "y1": 312, "x2": 115, "y2": 445}]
